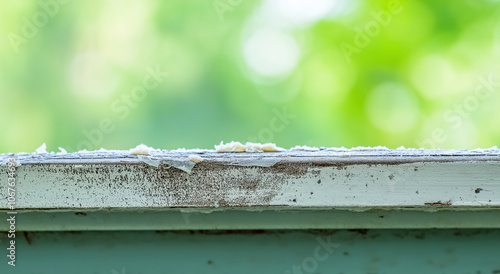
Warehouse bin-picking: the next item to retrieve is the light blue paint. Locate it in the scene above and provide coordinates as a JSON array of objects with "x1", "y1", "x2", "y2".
[{"x1": 1, "y1": 229, "x2": 499, "y2": 273}]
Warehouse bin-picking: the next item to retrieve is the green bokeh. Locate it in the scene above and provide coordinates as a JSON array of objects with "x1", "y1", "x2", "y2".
[{"x1": 1, "y1": 0, "x2": 500, "y2": 153}]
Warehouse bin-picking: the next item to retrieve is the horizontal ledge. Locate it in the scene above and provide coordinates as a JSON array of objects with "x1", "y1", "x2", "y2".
[
  {"x1": 2, "y1": 208, "x2": 500, "y2": 231},
  {"x1": 5, "y1": 205, "x2": 500, "y2": 212},
  {"x1": 1, "y1": 149, "x2": 499, "y2": 229},
  {"x1": 3, "y1": 148, "x2": 500, "y2": 164}
]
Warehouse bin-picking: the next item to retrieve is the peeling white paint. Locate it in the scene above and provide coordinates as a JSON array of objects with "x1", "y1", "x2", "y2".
[
  {"x1": 2, "y1": 149, "x2": 500, "y2": 230},
  {"x1": 162, "y1": 158, "x2": 196, "y2": 173},
  {"x1": 1, "y1": 150, "x2": 499, "y2": 211},
  {"x1": 130, "y1": 144, "x2": 155, "y2": 155},
  {"x1": 326, "y1": 147, "x2": 348, "y2": 151},
  {"x1": 290, "y1": 145, "x2": 320, "y2": 151},
  {"x1": 188, "y1": 154, "x2": 204, "y2": 163},
  {"x1": 35, "y1": 143, "x2": 48, "y2": 154},
  {"x1": 137, "y1": 155, "x2": 162, "y2": 167},
  {"x1": 215, "y1": 141, "x2": 285, "y2": 152},
  {"x1": 351, "y1": 146, "x2": 389, "y2": 151}
]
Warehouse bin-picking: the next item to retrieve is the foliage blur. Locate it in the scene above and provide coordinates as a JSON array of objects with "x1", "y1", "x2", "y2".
[{"x1": 1, "y1": 0, "x2": 500, "y2": 153}]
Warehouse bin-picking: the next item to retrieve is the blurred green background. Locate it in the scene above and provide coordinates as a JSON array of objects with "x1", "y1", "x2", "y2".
[{"x1": 1, "y1": 0, "x2": 500, "y2": 153}]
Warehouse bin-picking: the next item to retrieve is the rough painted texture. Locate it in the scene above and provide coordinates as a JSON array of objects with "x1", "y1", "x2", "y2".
[
  {"x1": 0, "y1": 149, "x2": 500, "y2": 231},
  {"x1": 1, "y1": 149, "x2": 499, "y2": 209}
]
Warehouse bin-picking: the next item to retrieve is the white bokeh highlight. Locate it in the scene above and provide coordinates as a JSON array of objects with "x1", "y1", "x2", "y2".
[
  {"x1": 69, "y1": 52, "x2": 118, "y2": 99},
  {"x1": 366, "y1": 83, "x2": 419, "y2": 133},
  {"x1": 243, "y1": 27, "x2": 300, "y2": 79}
]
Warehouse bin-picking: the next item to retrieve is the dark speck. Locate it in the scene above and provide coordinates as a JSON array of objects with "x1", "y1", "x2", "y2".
[
  {"x1": 317, "y1": 179, "x2": 321, "y2": 184},
  {"x1": 23, "y1": 231, "x2": 31, "y2": 245},
  {"x1": 388, "y1": 174, "x2": 394, "y2": 180},
  {"x1": 475, "y1": 188, "x2": 483, "y2": 194},
  {"x1": 415, "y1": 233, "x2": 425, "y2": 240},
  {"x1": 75, "y1": 212, "x2": 87, "y2": 216},
  {"x1": 292, "y1": 199, "x2": 297, "y2": 202},
  {"x1": 207, "y1": 260, "x2": 213, "y2": 265}
]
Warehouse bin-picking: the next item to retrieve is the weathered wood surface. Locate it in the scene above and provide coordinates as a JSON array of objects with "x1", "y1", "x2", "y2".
[{"x1": 1, "y1": 148, "x2": 499, "y2": 229}]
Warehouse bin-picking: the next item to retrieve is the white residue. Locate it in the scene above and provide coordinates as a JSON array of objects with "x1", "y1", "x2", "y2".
[
  {"x1": 471, "y1": 146, "x2": 499, "y2": 153},
  {"x1": 137, "y1": 155, "x2": 162, "y2": 168},
  {"x1": 215, "y1": 141, "x2": 245, "y2": 152},
  {"x1": 351, "y1": 146, "x2": 389, "y2": 151},
  {"x1": 130, "y1": 144, "x2": 155, "y2": 155},
  {"x1": 188, "y1": 154, "x2": 204, "y2": 163},
  {"x1": 58, "y1": 147, "x2": 68, "y2": 154},
  {"x1": 326, "y1": 146, "x2": 388, "y2": 151},
  {"x1": 394, "y1": 146, "x2": 418, "y2": 151},
  {"x1": 326, "y1": 147, "x2": 348, "y2": 151},
  {"x1": 163, "y1": 159, "x2": 196, "y2": 173},
  {"x1": 35, "y1": 143, "x2": 48, "y2": 154},
  {"x1": 215, "y1": 141, "x2": 285, "y2": 152},
  {"x1": 338, "y1": 152, "x2": 351, "y2": 157},
  {"x1": 137, "y1": 155, "x2": 196, "y2": 173},
  {"x1": 290, "y1": 145, "x2": 320, "y2": 151}
]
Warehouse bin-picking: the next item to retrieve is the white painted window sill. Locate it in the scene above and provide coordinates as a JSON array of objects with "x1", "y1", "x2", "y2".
[{"x1": 1, "y1": 148, "x2": 499, "y2": 230}]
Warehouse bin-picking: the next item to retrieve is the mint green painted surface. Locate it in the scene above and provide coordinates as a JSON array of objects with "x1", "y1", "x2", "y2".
[
  {"x1": 2, "y1": 229, "x2": 500, "y2": 273},
  {"x1": 5, "y1": 209, "x2": 500, "y2": 231}
]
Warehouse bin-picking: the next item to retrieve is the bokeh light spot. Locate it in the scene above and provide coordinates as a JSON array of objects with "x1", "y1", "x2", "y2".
[
  {"x1": 366, "y1": 83, "x2": 419, "y2": 133},
  {"x1": 69, "y1": 52, "x2": 118, "y2": 99},
  {"x1": 243, "y1": 28, "x2": 300, "y2": 79},
  {"x1": 276, "y1": 0, "x2": 337, "y2": 25}
]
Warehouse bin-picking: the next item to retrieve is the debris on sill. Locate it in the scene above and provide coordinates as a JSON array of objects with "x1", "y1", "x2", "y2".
[
  {"x1": 129, "y1": 144, "x2": 155, "y2": 155},
  {"x1": 35, "y1": 143, "x2": 48, "y2": 154},
  {"x1": 424, "y1": 200, "x2": 453, "y2": 206},
  {"x1": 188, "y1": 154, "x2": 204, "y2": 163},
  {"x1": 215, "y1": 141, "x2": 285, "y2": 153}
]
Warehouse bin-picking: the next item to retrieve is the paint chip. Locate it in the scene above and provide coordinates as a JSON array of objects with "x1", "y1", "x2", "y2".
[
  {"x1": 215, "y1": 141, "x2": 284, "y2": 152},
  {"x1": 35, "y1": 143, "x2": 48, "y2": 154},
  {"x1": 130, "y1": 144, "x2": 155, "y2": 155},
  {"x1": 290, "y1": 145, "x2": 320, "y2": 151},
  {"x1": 188, "y1": 154, "x2": 204, "y2": 163}
]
